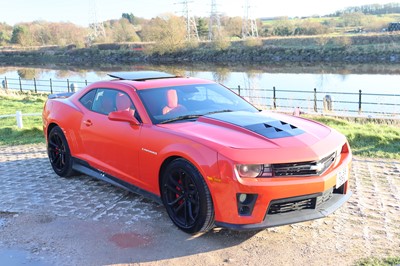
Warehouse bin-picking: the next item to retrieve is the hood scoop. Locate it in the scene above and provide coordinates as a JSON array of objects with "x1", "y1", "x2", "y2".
[
  {"x1": 204, "y1": 111, "x2": 305, "y2": 139},
  {"x1": 245, "y1": 120, "x2": 304, "y2": 139}
]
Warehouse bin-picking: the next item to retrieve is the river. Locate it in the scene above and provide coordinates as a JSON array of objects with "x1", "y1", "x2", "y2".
[{"x1": 1, "y1": 63, "x2": 399, "y2": 117}]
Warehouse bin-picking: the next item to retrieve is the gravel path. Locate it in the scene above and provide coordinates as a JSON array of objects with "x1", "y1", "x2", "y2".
[{"x1": 0, "y1": 144, "x2": 399, "y2": 265}]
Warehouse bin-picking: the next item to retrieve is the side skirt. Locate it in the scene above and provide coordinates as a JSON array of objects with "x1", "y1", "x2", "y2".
[{"x1": 72, "y1": 157, "x2": 162, "y2": 205}]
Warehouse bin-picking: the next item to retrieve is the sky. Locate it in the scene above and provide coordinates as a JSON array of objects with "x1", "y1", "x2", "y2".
[{"x1": 0, "y1": 0, "x2": 396, "y2": 26}]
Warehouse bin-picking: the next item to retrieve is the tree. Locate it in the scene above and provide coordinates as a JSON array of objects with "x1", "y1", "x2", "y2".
[
  {"x1": 122, "y1": 13, "x2": 136, "y2": 25},
  {"x1": 272, "y1": 17, "x2": 294, "y2": 36},
  {"x1": 141, "y1": 13, "x2": 186, "y2": 54},
  {"x1": 294, "y1": 19, "x2": 330, "y2": 36},
  {"x1": 112, "y1": 18, "x2": 140, "y2": 42},
  {"x1": 11, "y1": 25, "x2": 27, "y2": 45},
  {"x1": 222, "y1": 16, "x2": 242, "y2": 38},
  {"x1": 341, "y1": 12, "x2": 366, "y2": 27},
  {"x1": 197, "y1": 17, "x2": 208, "y2": 40},
  {"x1": 0, "y1": 23, "x2": 12, "y2": 45}
]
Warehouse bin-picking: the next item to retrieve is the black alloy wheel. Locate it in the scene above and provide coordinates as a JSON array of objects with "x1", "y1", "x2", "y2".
[
  {"x1": 48, "y1": 126, "x2": 75, "y2": 177},
  {"x1": 161, "y1": 158, "x2": 214, "y2": 234}
]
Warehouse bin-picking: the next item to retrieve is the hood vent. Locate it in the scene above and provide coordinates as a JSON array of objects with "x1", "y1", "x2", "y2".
[{"x1": 246, "y1": 120, "x2": 304, "y2": 139}]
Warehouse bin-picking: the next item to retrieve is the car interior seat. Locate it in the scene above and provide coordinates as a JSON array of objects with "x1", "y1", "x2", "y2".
[
  {"x1": 116, "y1": 93, "x2": 131, "y2": 111},
  {"x1": 162, "y1": 89, "x2": 179, "y2": 115}
]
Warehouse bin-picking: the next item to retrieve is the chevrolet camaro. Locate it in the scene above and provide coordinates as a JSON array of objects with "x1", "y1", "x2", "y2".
[{"x1": 42, "y1": 71, "x2": 352, "y2": 234}]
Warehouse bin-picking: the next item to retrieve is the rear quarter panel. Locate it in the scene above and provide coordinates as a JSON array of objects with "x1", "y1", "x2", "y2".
[{"x1": 43, "y1": 97, "x2": 84, "y2": 155}]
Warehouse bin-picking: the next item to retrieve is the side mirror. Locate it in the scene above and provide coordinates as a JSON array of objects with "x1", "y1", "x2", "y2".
[{"x1": 108, "y1": 110, "x2": 140, "y2": 125}]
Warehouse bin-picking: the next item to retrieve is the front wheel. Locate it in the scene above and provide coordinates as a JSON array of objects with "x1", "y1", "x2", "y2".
[
  {"x1": 161, "y1": 158, "x2": 215, "y2": 234},
  {"x1": 47, "y1": 126, "x2": 75, "y2": 177}
]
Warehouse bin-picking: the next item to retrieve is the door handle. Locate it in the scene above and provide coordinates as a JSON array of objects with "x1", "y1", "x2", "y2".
[{"x1": 83, "y1": 120, "x2": 93, "y2": 126}]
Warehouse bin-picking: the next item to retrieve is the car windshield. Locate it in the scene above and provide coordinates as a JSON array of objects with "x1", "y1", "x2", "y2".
[{"x1": 137, "y1": 83, "x2": 258, "y2": 124}]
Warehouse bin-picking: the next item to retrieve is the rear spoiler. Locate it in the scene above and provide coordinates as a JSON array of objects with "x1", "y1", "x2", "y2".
[{"x1": 48, "y1": 92, "x2": 74, "y2": 99}]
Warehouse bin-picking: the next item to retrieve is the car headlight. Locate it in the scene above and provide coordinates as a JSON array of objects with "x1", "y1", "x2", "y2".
[{"x1": 235, "y1": 164, "x2": 273, "y2": 178}]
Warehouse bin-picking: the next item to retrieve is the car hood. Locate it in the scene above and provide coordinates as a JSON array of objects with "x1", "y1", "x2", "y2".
[{"x1": 159, "y1": 111, "x2": 344, "y2": 162}]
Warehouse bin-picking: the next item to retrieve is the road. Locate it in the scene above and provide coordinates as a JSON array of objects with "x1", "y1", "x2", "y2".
[{"x1": 0, "y1": 144, "x2": 399, "y2": 265}]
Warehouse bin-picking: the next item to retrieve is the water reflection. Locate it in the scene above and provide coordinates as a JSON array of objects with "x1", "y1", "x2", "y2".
[{"x1": 1, "y1": 63, "x2": 399, "y2": 116}]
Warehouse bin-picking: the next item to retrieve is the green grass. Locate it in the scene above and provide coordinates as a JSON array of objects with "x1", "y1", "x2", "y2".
[
  {"x1": 1, "y1": 92, "x2": 399, "y2": 160},
  {"x1": 355, "y1": 256, "x2": 400, "y2": 266},
  {"x1": 308, "y1": 115, "x2": 400, "y2": 160},
  {"x1": 0, "y1": 91, "x2": 47, "y2": 145}
]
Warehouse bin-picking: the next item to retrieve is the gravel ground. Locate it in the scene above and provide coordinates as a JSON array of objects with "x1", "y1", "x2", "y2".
[{"x1": 0, "y1": 144, "x2": 399, "y2": 266}]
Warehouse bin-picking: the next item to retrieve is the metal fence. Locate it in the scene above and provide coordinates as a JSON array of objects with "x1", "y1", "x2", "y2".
[
  {"x1": 1, "y1": 76, "x2": 88, "y2": 94},
  {"x1": 1, "y1": 76, "x2": 400, "y2": 117}
]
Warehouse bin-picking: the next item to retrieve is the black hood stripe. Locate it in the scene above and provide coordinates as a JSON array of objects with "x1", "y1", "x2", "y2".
[{"x1": 206, "y1": 111, "x2": 304, "y2": 139}]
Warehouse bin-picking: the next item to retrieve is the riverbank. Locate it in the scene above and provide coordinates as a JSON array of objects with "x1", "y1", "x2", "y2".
[{"x1": 1, "y1": 33, "x2": 400, "y2": 65}]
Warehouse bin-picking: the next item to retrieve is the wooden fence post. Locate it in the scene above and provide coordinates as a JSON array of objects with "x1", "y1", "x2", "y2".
[
  {"x1": 358, "y1": 90, "x2": 362, "y2": 114},
  {"x1": 238, "y1": 85, "x2": 241, "y2": 95},
  {"x1": 50, "y1": 78, "x2": 53, "y2": 94},
  {"x1": 314, "y1": 88, "x2": 317, "y2": 112},
  {"x1": 33, "y1": 78, "x2": 37, "y2": 93},
  {"x1": 67, "y1": 79, "x2": 70, "y2": 92},
  {"x1": 273, "y1": 86, "x2": 276, "y2": 109},
  {"x1": 19, "y1": 77, "x2": 22, "y2": 92}
]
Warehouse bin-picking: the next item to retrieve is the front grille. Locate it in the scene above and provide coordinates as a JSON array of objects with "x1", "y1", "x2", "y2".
[
  {"x1": 273, "y1": 152, "x2": 336, "y2": 177},
  {"x1": 267, "y1": 187, "x2": 334, "y2": 215},
  {"x1": 268, "y1": 198, "x2": 315, "y2": 214}
]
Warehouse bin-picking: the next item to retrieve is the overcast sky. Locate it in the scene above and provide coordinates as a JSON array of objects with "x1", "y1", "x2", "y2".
[{"x1": 1, "y1": 0, "x2": 395, "y2": 26}]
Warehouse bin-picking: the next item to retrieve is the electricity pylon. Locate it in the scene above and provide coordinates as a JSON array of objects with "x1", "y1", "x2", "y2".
[
  {"x1": 178, "y1": 0, "x2": 199, "y2": 41},
  {"x1": 88, "y1": 0, "x2": 106, "y2": 42},
  {"x1": 209, "y1": 0, "x2": 221, "y2": 40},
  {"x1": 242, "y1": 0, "x2": 258, "y2": 38}
]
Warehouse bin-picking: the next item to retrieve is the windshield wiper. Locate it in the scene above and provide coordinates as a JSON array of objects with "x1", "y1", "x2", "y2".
[
  {"x1": 160, "y1": 110, "x2": 233, "y2": 124},
  {"x1": 159, "y1": 115, "x2": 202, "y2": 124},
  {"x1": 205, "y1": 109, "x2": 234, "y2": 115}
]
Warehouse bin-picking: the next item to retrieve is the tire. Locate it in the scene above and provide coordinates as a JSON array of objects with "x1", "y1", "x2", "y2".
[
  {"x1": 47, "y1": 126, "x2": 75, "y2": 177},
  {"x1": 161, "y1": 158, "x2": 215, "y2": 234}
]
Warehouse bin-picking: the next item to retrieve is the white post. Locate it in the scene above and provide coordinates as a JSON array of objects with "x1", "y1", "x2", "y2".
[{"x1": 16, "y1": 111, "x2": 23, "y2": 129}]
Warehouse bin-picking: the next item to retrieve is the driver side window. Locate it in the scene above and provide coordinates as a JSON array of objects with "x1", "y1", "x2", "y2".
[
  {"x1": 85, "y1": 89, "x2": 141, "y2": 122},
  {"x1": 92, "y1": 89, "x2": 117, "y2": 115}
]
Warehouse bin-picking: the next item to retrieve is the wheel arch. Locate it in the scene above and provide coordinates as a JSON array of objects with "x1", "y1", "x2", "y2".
[
  {"x1": 46, "y1": 122, "x2": 59, "y2": 139},
  {"x1": 156, "y1": 147, "x2": 219, "y2": 203},
  {"x1": 158, "y1": 155, "x2": 181, "y2": 195}
]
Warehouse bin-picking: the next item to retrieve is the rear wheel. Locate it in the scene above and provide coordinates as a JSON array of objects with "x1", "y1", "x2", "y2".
[
  {"x1": 47, "y1": 126, "x2": 75, "y2": 177},
  {"x1": 161, "y1": 158, "x2": 214, "y2": 234}
]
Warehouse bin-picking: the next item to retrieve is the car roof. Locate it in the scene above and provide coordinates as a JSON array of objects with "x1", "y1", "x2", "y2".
[{"x1": 107, "y1": 71, "x2": 215, "y2": 90}]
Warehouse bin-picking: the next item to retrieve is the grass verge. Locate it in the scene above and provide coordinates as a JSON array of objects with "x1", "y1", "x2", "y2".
[
  {"x1": 1, "y1": 91, "x2": 400, "y2": 160},
  {"x1": 355, "y1": 256, "x2": 400, "y2": 266},
  {"x1": 306, "y1": 115, "x2": 400, "y2": 160},
  {"x1": 0, "y1": 91, "x2": 47, "y2": 145}
]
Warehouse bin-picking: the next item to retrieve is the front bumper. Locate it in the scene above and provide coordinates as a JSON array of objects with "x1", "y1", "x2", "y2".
[{"x1": 215, "y1": 187, "x2": 352, "y2": 230}]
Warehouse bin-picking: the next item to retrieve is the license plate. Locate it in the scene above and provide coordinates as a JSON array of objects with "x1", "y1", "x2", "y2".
[{"x1": 336, "y1": 165, "x2": 349, "y2": 188}]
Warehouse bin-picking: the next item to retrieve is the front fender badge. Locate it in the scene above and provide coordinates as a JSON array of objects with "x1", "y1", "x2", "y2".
[{"x1": 141, "y1": 148, "x2": 158, "y2": 155}]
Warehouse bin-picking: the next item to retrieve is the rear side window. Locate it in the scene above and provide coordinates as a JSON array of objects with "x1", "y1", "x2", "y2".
[{"x1": 79, "y1": 89, "x2": 96, "y2": 110}]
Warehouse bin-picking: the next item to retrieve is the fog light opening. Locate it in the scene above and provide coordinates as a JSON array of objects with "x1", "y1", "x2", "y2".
[{"x1": 236, "y1": 193, "x2": 258, "y2": 216}]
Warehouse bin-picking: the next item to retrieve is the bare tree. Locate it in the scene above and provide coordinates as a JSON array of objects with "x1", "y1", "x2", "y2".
[{"x1": 141, "y1": 13, "x2": 186, "y2": 54}]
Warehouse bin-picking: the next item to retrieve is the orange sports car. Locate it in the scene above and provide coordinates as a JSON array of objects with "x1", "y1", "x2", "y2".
[{"x1": 42, "y1": 71, "x2": 352, "y2": 234}]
